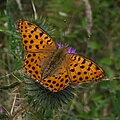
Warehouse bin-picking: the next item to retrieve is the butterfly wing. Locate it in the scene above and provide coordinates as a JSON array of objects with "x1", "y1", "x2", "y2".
[
  {"x1": 41, "y1": 65, "x2": 70, "y2": 92},
  {"x1": 24, "y1": 52, "x2": 49, "y2": 80},
  {"x1": 17, "y1": 20, "x2": 57, "y2": 52},
  {"x1": 17, "y1": 20, "x2": 57, "y2": 82},
  {"x1": 66, "y1": 54, "x2": 105, "y2": 84}
]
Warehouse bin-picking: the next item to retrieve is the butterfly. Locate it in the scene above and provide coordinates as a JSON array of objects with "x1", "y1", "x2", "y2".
[{"x1": 17, "y1": 20, "x2": 105, "y2": 92}]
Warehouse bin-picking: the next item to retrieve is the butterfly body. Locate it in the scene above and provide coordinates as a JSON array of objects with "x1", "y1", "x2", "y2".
[
  {"x1": 41, "y1": 46, "x2": 68, "y2": 79},
  {"x1": 17, "y1": 20, "x2": 105, "y2": 92}
]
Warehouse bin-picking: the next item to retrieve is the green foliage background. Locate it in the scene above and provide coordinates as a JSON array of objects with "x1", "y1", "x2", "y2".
[{"x1": 0, "y1": 0, "x2": 120, "y2": 120}]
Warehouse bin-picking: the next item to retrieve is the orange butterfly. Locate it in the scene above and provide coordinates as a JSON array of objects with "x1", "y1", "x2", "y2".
[{"x1": 17, "y1": 20, "x2": 105, "y2": 92}]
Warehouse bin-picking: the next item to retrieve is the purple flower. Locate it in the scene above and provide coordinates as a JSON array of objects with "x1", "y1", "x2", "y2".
[
  {"x1": 67, "y1": 47, "x2": 76, "y2": 54},
  {"x1": 57, "y1": 43, "x2": 76, "y2": 54},
  {"x1": 57, "y1": 43, "x2": 63, "y2": 48}
]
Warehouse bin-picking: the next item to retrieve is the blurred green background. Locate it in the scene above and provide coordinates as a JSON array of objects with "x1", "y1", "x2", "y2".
[{"x1": 0, "y1": 0, "x2": 120, "y2": 120}]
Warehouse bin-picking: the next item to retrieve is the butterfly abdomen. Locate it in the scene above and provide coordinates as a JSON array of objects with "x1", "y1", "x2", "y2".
[{"x1": 41, "y1": 47, "x2": 67, "y2": 79}]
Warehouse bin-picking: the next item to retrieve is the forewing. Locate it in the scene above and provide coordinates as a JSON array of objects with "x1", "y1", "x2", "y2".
[
  {"x1": 66, "y1": 54, "x2": 105, "y2": 84},
  {"x1": 17, "y1": 20, "x2": 57, "y2": 52}
]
